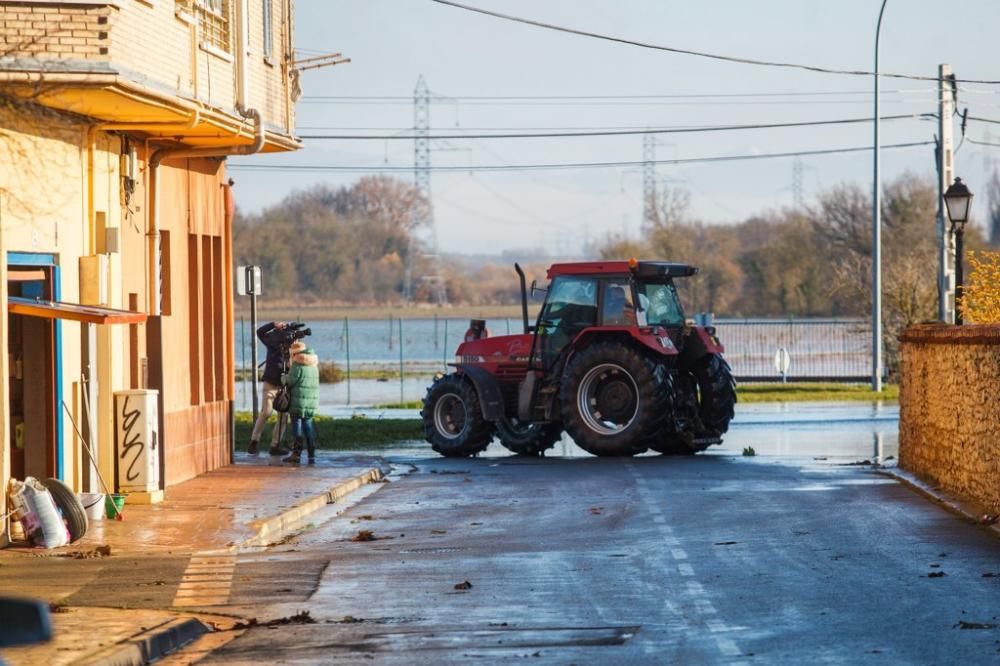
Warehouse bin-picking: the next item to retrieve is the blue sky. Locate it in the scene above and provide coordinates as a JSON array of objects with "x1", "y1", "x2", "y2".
[{"x1": 230, "y1": 0, "x2": 1000, "y2": 255}]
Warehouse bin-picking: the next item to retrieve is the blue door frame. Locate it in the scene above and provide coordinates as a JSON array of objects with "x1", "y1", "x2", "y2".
[{"x1": 7, "y1": 252, "x2": 63, "y2": 479}]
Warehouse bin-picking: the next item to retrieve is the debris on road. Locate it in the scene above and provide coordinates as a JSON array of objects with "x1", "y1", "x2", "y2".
[
  {"x1": 232, "y1": 610, "x2": 317, "y2": 630},
  {"x1": 454, "y1": 580, "x2": 473, "y2": 590},
  {"x1": 978, "y1": 514, "x2": 998, "y2": 525},
  {"x1": 925, "y1": 571, "x2": 947, "y2": 578},
  {"x1": 351, "y1": 530, "x2": 376, "y2": 542},
  {"x1": 589, "y1": 507, "x2": 604, "y2": 515},
  {"x1": 714, "y1": 541, "x2": 738, "y2": 546},
  {"x1": 57, "y1": 545, "x2": 112, "y2": 559},
  {"x1": 953, "y1": 620, "x2": 997, "y2": 630}
]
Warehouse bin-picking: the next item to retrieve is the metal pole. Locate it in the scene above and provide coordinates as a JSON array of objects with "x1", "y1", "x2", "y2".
[
  {"x1": 955, "y1": 225, "x2": 965, "y2": 324},
  {"x1": 871, "y1": 0, "x2": 888, "y2": 393},
  {"x1": 250, "y1": 290, "x2": 259, "y2": 420},
  {"x1": 398, "y1": 317, "x2": 404, "y2": 404},
  {"x1": 240, "y1": 315, "x2": 246, "y2": 410},
  {"x1": 344, "y1": 316, "x2": 352, "y2": 404},
  {"x1": 443, "y1": 318, "x2": 449, "y2": 370},
  {"x1": 388, "y1": 313, "x2": 393, "y2": 350},
  {"x1": 434, "y1": 313, "x2": 439, "y2": 349}
]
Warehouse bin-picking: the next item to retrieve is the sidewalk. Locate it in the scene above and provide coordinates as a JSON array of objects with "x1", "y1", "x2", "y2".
[
  {"x1": 6, "y1": 452, "x2": 388, "y2": 557},
  {"x1": 0, "y1": 452, "x2": 388, "y2": 665}
]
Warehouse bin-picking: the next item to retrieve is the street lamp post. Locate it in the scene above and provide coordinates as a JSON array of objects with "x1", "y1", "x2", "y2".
[
  {"x1": 944, "y1": 177, "x2": 974, "y2": 324},
  {"x1": 872, "y1": 0, "x2": 888, "y2": 392}
]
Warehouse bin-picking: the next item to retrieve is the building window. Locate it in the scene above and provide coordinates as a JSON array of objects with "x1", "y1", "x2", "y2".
[
  {"x1": 262, "y1": 0, "x2": 273, "y2": 62},
  {"x1": 177, "y1": 0, "x2": 232, "y2": 54}
]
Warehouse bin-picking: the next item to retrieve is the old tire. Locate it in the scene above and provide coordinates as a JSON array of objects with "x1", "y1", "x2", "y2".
[
  {"x1": 42, "y1": 478, "x2": 88, "y2": 543},
  {"x1": 560, "y1": 343, "x2": 667, "y2": 456},
  {"x1": 495, "y1": 417, "x2": 562, "y2": 456},
  {"x1": 421, "y1": 374, "x2": 494, "y2": 457}
]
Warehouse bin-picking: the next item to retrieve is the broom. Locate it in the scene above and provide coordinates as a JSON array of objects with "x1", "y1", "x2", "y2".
[{"x1": 61, "y1": 399, "x2": 123, "y2": 520}]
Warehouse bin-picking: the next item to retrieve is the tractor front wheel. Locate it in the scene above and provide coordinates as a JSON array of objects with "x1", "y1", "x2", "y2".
[
  {"x1": 496, "y1": 417, "x2": 562, "y2": 456},
  {"x1": 651, "y1": 353, "x2": 736, "y2": 455},
  {"x1": 421, "y1": 374, "x2": 494, "y2": 457},
  {"x1": 560, "y1": 343, "x2": 667, "y2": 456}
]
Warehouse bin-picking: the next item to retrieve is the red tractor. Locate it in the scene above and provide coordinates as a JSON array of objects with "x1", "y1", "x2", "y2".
[{"x1": 421, "y1": 260, "x2": 736, "y2": 457}]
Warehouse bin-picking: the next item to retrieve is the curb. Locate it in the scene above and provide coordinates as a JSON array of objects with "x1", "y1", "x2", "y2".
[
  {"x1": 877, "y1": 467, "x2": 1000, "y2": 538},
  {"x1": 81, "y1": 617, "x2": 208, "y2": 666},
  {"x1": 240, "y1": 466, "x2": 386, "y2": 548}
]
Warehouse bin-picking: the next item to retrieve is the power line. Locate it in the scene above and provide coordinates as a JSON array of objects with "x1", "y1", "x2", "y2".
[
  {"x1": 968, "y1": 137, "x2": 1000, "y2": 148},
  {"x1": 428, "y1": 0, "x2": 1000, "y2": 85},
  {"x1": 298, "y1": 113, "x2": 934, "y2": 141},
  {"x1": 301, "y1": 89, "x2": 932, "y2": 101},
  {"x1": 969, "y1": 115, "x2": 1000, "y2": 126},
  {"x1": 299, "y1": 98, "x2": 935, "y2": 107},
  {"x1": 228, "y1": 140, "x2": 934, "y2": 174}
]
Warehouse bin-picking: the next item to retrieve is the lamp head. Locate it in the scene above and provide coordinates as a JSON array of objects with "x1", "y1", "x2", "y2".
[{"x1": 944, "y1": 177, "x2": 973, "y2": 227}]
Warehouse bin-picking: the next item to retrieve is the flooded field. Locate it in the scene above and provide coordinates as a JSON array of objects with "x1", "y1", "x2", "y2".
[{"x1": 236, "y1": 317, "x2": 872, "y2": 382}]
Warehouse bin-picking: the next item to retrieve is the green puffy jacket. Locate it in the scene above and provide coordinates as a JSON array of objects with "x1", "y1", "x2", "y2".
[{"x1": 286, "y1": 347, "x2": 319, "y2": 418}]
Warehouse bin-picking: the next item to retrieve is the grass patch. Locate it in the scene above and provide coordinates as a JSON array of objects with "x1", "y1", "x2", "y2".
[
  {"x1": 372, "y1": 400, "x2": 424, "y2": 410},
  {"x1": 736, "y1": 382, "x2": 898, "y2": 403},
  {"x1": 235, "y1": 412, "x2": 423, "y2": 449}
]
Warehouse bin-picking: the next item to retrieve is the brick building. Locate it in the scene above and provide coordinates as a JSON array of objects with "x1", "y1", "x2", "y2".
[{"x1": 0, "y1": 0, "x2": 300, "y2": 543}]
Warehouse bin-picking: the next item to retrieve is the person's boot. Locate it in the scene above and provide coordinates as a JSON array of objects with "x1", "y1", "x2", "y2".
[
  {"x1": 307, "y1": 441, "x2": 316, "y2": 465},
  {"x1": 269, "y1": 443, "x2": 290, "y2": 456},
  {"x1": 247, "y1": 440, "x2": 259, "y2": 456},
  {"x1": 282, "y1": 448, "x2": 302, "y2": 464}
]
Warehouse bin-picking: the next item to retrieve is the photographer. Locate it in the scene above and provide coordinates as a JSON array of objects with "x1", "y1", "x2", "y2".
[{"x1": 248, "y1": 321, "x2": 292, "y2": 456}]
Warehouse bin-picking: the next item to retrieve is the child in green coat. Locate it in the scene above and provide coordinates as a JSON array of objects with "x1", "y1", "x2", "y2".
[{"x1": 282, "y1": 341, "x2": 320, "y2": 464}]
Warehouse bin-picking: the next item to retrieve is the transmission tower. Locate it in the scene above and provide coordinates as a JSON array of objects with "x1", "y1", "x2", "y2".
[
  {"x1": 792, "y1": 157, "x2": 804, "y2": 209},
  {"x1": 406, "y1": 75, "x2": 447, "y2": 304},
  {"x1": 642, "y1": 134, "x2": 657, "y2": 226}
]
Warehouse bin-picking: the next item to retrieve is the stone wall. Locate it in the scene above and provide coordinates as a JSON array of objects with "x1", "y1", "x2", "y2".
[{"x1": 899, "y1": 323, "x2": 1000, "y2": 514}]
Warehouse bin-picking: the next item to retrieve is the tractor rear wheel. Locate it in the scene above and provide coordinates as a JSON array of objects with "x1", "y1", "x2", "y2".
[
  {"x1": 560, "y1": 342, "x2": 667, "y2": 456},
  {"x1": 421, "y1": 374, "x2": 494, "y2": 457},
  {"x1": 496, "y1": 417, "x2": 562, "y2": 456}
]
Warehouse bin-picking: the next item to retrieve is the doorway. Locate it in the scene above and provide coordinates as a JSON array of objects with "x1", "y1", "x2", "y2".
[{"x1": 7, "y1": 258, "x2": 59, "y2": 481}]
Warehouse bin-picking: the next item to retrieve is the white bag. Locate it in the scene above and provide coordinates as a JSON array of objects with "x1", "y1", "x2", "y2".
[{"x1": 7, "y1": 477, "x2": 70, "y2": 549}]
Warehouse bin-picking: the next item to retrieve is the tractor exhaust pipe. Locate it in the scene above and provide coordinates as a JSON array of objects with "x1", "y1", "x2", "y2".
[{"x1": 514, "y1": 262, "x2": 530, "y2": 334}]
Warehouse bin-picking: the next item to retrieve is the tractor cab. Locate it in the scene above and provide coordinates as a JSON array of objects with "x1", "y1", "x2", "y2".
[{"x1": 531, "y1": 260, "x2": 694, "y2": 374}]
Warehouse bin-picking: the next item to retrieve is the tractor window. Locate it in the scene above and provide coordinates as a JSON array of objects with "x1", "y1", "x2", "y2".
[
  {"x1": 534, "y1": 276, "x2": 598, "y2": 369},
  {"x1": 602, "y1": 280, "x2": 636, "y2": 326},
  {"x1": 637, "y1": 281, "x2": 684, "y2": 327}
]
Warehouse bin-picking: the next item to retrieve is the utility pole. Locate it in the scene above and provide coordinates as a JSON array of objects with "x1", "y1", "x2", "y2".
[
  {"x1": 642, "y1": 134, "x2": 656, "y2": 226},
  {"x1": 937, "y1": 64, "x2": 956, "y2": 323}
]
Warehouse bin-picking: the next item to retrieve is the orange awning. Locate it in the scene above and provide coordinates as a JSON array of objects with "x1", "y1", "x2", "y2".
[{"x1": 8, "y1": 297, "x2": 147, "y2": 325}]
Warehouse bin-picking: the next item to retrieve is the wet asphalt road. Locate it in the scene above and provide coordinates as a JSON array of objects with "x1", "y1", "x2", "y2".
[{"x1": 201, "y1": 450, "x2": 999, "y2": 665}]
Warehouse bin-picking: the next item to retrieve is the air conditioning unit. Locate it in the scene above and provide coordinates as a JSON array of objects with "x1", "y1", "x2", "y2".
[{"x1": 114, "y1": 389, "x2": 160, "y2": 495}]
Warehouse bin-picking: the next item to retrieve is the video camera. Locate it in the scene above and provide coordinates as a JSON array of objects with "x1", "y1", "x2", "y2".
[{"x1": 277, "y1": 321, "x2": 312, "y2": 347}]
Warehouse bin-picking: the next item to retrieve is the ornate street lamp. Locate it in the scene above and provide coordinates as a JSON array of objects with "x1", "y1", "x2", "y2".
[{"x1": 944, "y1": 177, "x2": 974, "y2": 324}]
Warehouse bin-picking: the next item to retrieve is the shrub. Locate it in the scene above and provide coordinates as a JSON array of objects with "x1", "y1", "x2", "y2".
[
  {"x1": 959, "y1": 251, "x2": 1000, "y2": 324},
  {"x1": 318, "y1": 361, "x2": 343, "y2": 384}
]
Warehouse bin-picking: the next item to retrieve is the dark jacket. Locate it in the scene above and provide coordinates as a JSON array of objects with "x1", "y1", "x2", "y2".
[
  {"x1": 257, "y1": 322, "x2": 286, "y2": 385},
  {"x1": 287, "y1": 347, "x2": 319, "y2": 418}
]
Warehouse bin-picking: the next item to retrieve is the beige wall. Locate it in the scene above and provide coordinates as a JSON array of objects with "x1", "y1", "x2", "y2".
[
  {"x1": 0, "y1": 103, "x2": 127, "y2": 525},
  {"x1": 899, "y1": 324, "x2": 1000, "y2": 514}
]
